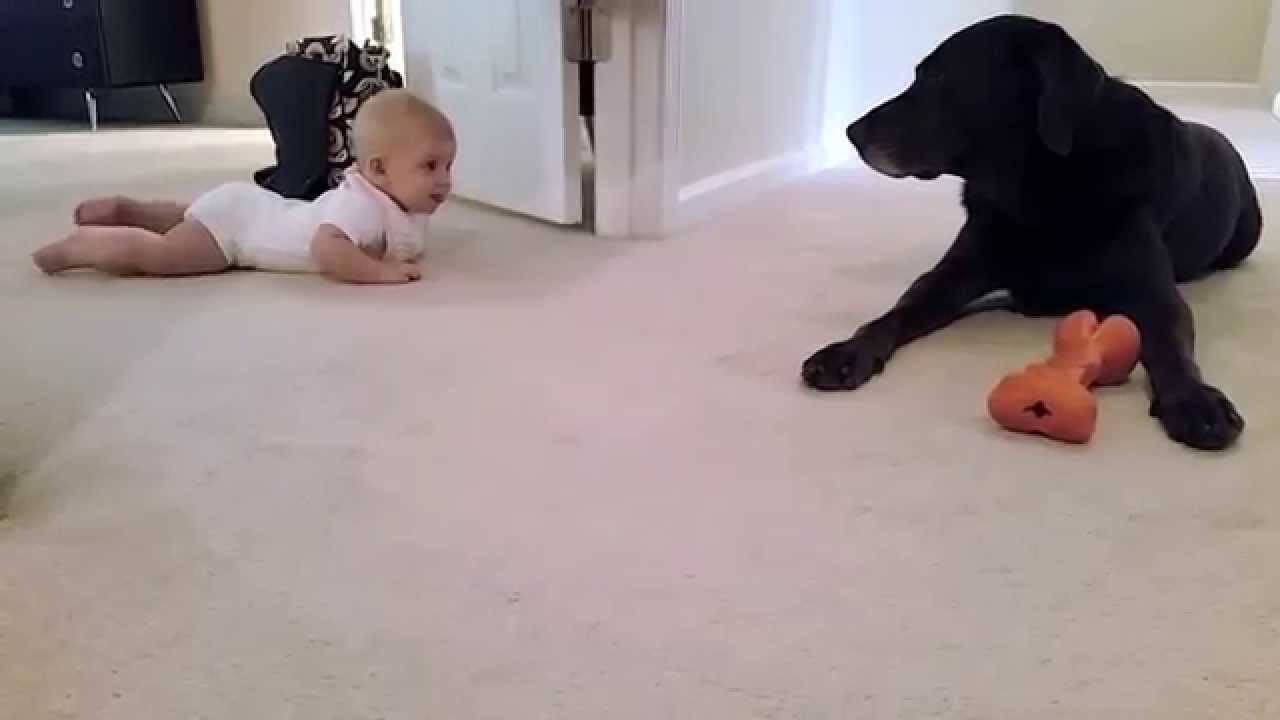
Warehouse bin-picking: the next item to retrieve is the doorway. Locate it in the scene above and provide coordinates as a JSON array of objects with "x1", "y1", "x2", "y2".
[{"x1": 349, "y1": 0, "x2": 407, "y2": 77}]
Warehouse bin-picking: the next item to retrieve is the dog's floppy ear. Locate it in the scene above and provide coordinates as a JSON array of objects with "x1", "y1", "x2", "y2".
[{"x1": 1033, "y1": 23, "x2": 1104, "y2": 156}]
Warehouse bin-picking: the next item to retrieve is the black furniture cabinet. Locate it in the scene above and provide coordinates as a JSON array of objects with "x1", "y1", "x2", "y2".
[{"x1": 0, "y1": 0, "x2": 204, "y2": 129}]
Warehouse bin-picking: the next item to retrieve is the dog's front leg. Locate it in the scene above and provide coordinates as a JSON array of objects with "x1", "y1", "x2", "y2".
[
  {"x1": 1099, "y1": 215, "x2": 1244, "y2": 451},
  {"x1": 803, "y1": 221, "x2": 999, "y2": 391}
]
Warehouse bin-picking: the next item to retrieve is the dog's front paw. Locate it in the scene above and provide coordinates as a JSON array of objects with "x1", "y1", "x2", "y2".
[
  {"x1": 802, "y1": 332, "x2": 895, "y2": 391},
  {"x1": 1151, "y1": 383, "x2": 1244, "y2": 451}
]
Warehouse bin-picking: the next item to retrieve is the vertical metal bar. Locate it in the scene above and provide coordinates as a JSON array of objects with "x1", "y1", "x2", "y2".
[
  {"x1": 158, "y1": 84, "x2": 182, "y2": 122},
  {"x1": 84, "y1": 89, "x2": 99, "y2": 132}
]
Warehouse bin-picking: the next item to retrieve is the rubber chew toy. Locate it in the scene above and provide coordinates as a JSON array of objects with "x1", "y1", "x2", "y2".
[{"x1": 988, "y1": 310, "x2": 1142, "y2": 444}]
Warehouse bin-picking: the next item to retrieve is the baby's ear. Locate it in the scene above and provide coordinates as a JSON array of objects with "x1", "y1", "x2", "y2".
[{"x1": 366, "y1": 156, "x2": 388, "y2": 178}]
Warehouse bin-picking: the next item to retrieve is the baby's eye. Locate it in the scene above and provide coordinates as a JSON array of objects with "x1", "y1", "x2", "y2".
[{"x1": 425, "y1": 161, "x2": 438, "y2": 172}]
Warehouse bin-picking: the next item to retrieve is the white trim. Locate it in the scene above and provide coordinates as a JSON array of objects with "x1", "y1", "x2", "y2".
[
  {"x1": 658, "y1": 0, "x2": 685, "y2": 234},
  {"x1": 678, "y1": 153, "x2": 813, "y2": 203},
  {"x1": 671, "y1": 146, "x2": 829, "y2": 230},
  {"x1": 1136, "y1": 81, "x2": 1267, "y2": 108},
  {"x1": 1260, "y1": 0, "x2": 1280, "y2": 111},
  {"x1": 593, "y1": 2, "x2": 634, "y2": 237},
  {"x1": 614, "y1": 0, "x2": 678, "y2": 238}
]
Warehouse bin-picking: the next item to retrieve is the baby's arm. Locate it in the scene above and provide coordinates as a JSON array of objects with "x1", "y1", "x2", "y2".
[{"x1": 311, "y1": 224, "x2": 420, "y2": 284}]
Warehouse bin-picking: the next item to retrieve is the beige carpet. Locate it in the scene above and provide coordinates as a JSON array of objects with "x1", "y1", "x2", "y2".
[{"x1": 2, "y1": 116, "x2": 1279, "y2": 719}]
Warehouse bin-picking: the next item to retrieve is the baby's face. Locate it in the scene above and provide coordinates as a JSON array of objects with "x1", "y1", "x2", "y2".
[{"x1": 380, "y1": 127, "x2": 456, "y2": 215}]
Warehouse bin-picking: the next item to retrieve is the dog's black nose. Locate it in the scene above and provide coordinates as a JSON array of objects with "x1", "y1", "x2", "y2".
[{"x1": 846, "y1": 121, "x2": 868, "y2": 149}]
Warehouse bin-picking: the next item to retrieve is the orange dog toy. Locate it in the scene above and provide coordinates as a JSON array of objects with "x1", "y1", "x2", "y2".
[{"x1": 988, "y1": 310, "x2": 1141, "y2": 444}]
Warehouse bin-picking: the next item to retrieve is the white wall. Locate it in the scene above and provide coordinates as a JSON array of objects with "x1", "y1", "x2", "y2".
[
  {"x1": 819, "y1": 1, "x2": 1014, "y2": 161},
  {"x1": 676, "y1": 0, "x2": 1014, "y2": 193},
  {"x1": 660, "y1": 0, "x2": 1280, "y2": 232},
  {"x1": 1262, "y1": 2, "x2": 1280, "y2": 106},
  {"x1": 1016, "y1": 0, "x2": 1272, "y2": 83},
  {"x1": 666, "y1": 0, "x2": 1020, "y2": 224},
  {"x1": 179, "y1": 0, "x2": 352, "y2": 125},
  {"x1": 675, "y1": 0, "x2": 1278, "y2": 197},
  {"x1": 677, "y1": 0, "x2": 826, "y2": 188}
]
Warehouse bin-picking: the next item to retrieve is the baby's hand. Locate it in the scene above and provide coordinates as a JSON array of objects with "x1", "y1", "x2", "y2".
[
  {"x1": 386, "y1": 245, "x2": 421, "y2": 264},
  {"x1": 378, "y1": 260, "x2": 422, "y2": 284}
]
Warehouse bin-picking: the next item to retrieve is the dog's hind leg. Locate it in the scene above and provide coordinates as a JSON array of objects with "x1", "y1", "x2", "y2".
[{"x1": 1212, "y1": 188, "x2": 1262, "y2": 271}]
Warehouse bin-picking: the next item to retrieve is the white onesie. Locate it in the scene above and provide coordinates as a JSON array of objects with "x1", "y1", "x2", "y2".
[{"x1": 186, "y1": 171, "x2": 431, "y2": 273}]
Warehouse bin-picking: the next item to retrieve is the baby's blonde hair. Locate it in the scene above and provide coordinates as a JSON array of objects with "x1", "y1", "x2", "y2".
[{"x1": 352, "y1": 89, "x2": 453, "y2": 164}]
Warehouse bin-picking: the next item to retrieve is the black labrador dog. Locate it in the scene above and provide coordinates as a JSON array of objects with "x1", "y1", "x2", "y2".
[{"x1": 803, "y1": 15, "x2": 1262, "y2": 451}]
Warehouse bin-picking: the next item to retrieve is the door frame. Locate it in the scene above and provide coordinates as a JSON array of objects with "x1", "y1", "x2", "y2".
[
  {"x1": 349, "y1": 0, "x2": 407, "y2": 74},
  {"x1": 591, "y1": 0, "x2": 678, "y2": 238},
  {"x1": 595, "y1": 0, "x2": 703, "y2": 238}
]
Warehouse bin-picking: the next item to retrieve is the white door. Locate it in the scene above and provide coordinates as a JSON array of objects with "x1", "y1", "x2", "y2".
[{"x1": 401, "y1": 0, "x2": 582, "y2": 225}]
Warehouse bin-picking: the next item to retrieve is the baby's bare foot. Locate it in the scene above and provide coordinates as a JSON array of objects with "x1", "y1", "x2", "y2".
[
  {"x1": 32, "y1": 241, "x2": 73, "y2": 274},
  {"x1": 74, "y1": 196, "x2": 131, "y2": 226}
]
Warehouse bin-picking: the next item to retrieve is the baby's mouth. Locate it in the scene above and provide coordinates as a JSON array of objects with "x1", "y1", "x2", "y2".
[{"x1": 430, "y1": 193, "x2": 447, "y2": 205}]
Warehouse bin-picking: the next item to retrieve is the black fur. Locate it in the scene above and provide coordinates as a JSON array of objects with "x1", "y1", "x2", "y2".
[{"x1": 802, "y1": 15, "x2": 1261, "y2": 451}]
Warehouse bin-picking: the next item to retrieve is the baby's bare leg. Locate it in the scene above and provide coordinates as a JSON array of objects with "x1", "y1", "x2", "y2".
[
  {"x1": 74, "y1": 196, "x2": 188, "y2": 233},
  {"x1": 34, "y1": 220, "x2": 229, "y2": 277}
]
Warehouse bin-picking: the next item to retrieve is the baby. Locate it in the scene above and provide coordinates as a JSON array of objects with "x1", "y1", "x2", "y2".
[{"x1": 33, "y1": 89, "x2": 455, "y2": 284}]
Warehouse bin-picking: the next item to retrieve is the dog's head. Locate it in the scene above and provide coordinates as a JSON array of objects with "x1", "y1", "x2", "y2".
[{"x1": 848, "y1": 15, "x2": 1105, "y2": 181}]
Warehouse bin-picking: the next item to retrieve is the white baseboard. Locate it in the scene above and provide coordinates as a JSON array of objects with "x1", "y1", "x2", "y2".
[
  {"x1": 672, "y1": 145, "x2": 828, "y2": 231},
  {"x1": 1137, "y1": 81, "x2": 1267, "y2": 108}
]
